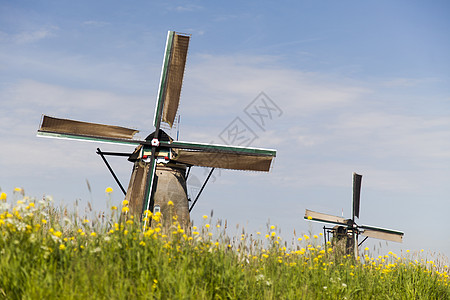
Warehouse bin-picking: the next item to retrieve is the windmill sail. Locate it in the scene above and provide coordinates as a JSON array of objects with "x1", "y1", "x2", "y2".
[
  {"x1": 304, "y1": 209, "x2": 350, "y2": 226},
  {"x1": 162, "y1": 140, "x2": 276, "y2": 172},
  {"x1": 359, "y1": 224, "x2": 404, "y2": 243},
  {"x1": 38, "y1": 115, "x2": 142, "y2": 145},
  {"x1": 173, "y1": 150, "x2": 273, "y2": 171},
  {"x1": 353, "y1": 173, "x2": 362, "y2": 219},
  {"x1": 154, "y1": 31, "x2": 190, "y2": 128}
]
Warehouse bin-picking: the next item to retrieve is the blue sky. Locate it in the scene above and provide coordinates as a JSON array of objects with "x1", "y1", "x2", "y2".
[{"x1": 1, "y1": 1, "x2": 449, "y2": 258}]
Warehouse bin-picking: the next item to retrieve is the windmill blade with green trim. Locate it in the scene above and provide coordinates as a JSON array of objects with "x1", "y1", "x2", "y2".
[
  {"x1": 162, "y1": 140, "x2": 276, "y2": 172},
  {"x1": 153, "y1": 31, "x2": 190, "y2": 129},
  {"x1": 38, "y1": 115, "x2": 143, "y2": 146}
]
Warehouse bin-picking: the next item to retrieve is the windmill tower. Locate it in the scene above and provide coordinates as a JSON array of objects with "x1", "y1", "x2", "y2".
[
  {"x1": 304, "y1": 173, "x2": 404, "y2": 258},
  {"x1": 38, "y1": 31, "x2": 277, "y2": 227}
]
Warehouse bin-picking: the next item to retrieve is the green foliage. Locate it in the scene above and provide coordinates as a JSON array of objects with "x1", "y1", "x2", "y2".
[{"x1": 0, "y1": 193, "x2": 449, "y2": 299}]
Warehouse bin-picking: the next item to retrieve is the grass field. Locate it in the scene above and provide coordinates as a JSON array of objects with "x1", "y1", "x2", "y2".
[{"x1": 0, "y1": 189, "x2": 449, "y2": 299}]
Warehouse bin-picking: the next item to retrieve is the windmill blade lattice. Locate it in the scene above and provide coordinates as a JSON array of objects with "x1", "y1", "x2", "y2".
[
  {"x1": 352, "y1": 172, "x2": 362, "y2": 219},
  {"x1": 304, "y1": 209, "x2": 351, "y2": 226},
  {"x1": 359, "y1": 225, "x2": 404, "y2": 243}
]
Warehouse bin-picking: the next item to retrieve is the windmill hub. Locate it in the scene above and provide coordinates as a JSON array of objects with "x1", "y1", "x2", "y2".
[{"x1": 151, "y1": 138, "x2": 160, "y2": 147}]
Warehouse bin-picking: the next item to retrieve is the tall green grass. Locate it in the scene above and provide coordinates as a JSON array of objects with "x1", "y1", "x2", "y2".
[{"x1": 0, "y1": 190, "x2": 448, "y2": 299}]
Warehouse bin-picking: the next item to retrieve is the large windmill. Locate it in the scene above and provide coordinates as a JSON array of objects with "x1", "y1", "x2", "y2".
[
  {"x1": 37, "y1": 31, "x2": 276, "y2": 227},
  {"x1": 304, "y1": 173, "x2": 403, "y2": 257}
]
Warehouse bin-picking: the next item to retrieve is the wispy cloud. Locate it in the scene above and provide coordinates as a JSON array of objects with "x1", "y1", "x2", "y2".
[
  {"x1": 167, "y1": 4, "x2": 203, "y2": 12},
  {"x1": 12, "y1": 26, "x2": 58, "y2": 44},
  {"x1": 82, "y1": 20, "x2": 110, "y2": 27},
  {"x1": 381, "y1": 77, "x2": 439, "y2": 87}
]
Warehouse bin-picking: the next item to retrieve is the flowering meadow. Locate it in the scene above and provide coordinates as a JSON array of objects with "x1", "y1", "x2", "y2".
[{"x1": 0, "y1": 188, "x2": 449, "y2": 299}]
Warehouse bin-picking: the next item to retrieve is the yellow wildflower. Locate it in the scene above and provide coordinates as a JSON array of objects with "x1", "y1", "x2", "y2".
[
  {"x1": 122, "y1": 207, "x2": 129, "y2": 213},
  {"x1": 122, "y1": 200, "x2": 129, "y2": 206},
  {"x1": 14, "y1": 187, "x2": 22, "y2": 193},
  {"x1": 307, "y1": 216, "x2": 312, "y2": 220},
  {"x1": 202, "y1": 215, "x2": 208, "y2": 219},
  {"x1": 83, "y1": 219, "x2": 89, "y2": 224},
  {"x1": 59, "y1": 244, "x2": 66, "y2": 250},
  {"x1": 41, "y1": 219, "x2": 47, "y2": 224},
  {"x1": 90, "y1": 232, "x2": 97, "y2": 237},
  {"x1": 111, "y1": 206, "x2": 117, "y2": 210},
  {"x1": 105, "y1": 187, "x2": 113, "y2": 193},
  {"x1": 205, "y1": 224, "x2": 210, "y2": 228},
  {"x1": 0, "y1": 192, "x2": 7, "y2": 201},
  {"x1": 167, "y1": 200, "x2": 174, "y2": 206}
]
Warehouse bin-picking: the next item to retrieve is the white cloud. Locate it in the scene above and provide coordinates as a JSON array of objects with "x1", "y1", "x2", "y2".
[
  {"x1": 332, "y1": 112, "x2": 450, "y2": 160},
  {"x1": 1, "y1": 80, "x2": 148, "y2": 130}
]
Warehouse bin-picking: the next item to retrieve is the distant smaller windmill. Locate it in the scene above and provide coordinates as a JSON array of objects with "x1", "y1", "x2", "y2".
[{"x1": 304, "y1": 173, "x2": 404, "y2": 258}]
